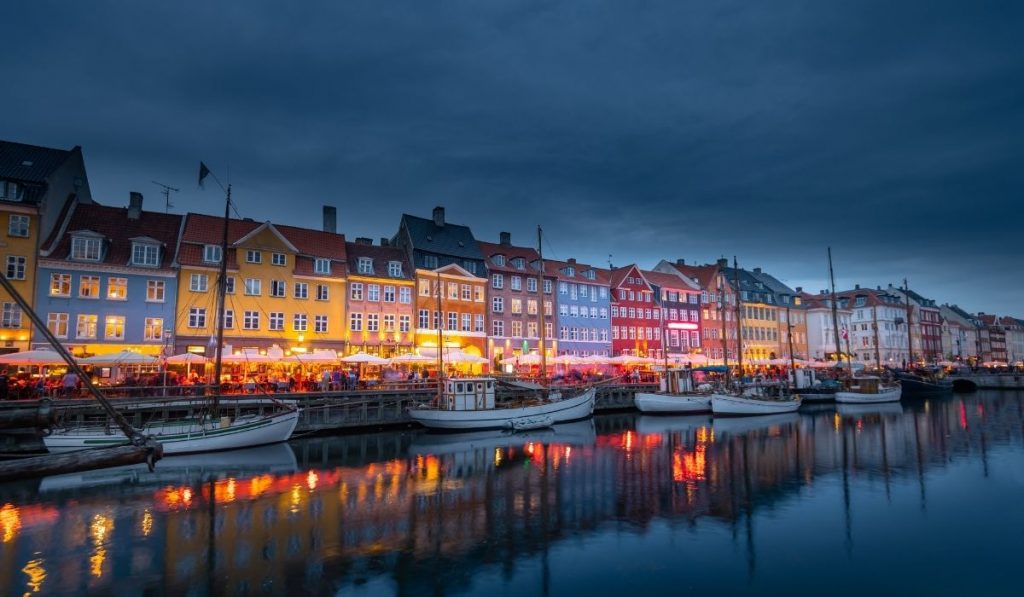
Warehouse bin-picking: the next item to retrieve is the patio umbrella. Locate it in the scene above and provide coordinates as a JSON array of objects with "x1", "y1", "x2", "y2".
[
  {"x1": 284, "y1": 350, "x2": 339, "y2": 364},
  {"x1": 0, "y1": 348, "x2": 67, "y2": 366},
  {"x1": 165, "y1": 352, "x2": 210, "y2": 376},
  {"x1": 220, "y1": 352, "x2": 274, "y2": 364},
  {"x1": 500, "y1": 353, "x2": 542, "y2": 366},
  {"x1": 388, "y1": 352, "x2": 434, "y2": 365},
  {"x1": 339, "y1": 352, "x2": 389, "y2": 365},
  {"x1": 78, "y1": 350, "x2": 159, "y2": 366}
]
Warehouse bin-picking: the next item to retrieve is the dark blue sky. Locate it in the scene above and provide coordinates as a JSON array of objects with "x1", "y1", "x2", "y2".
[{"x1": 3, "y1": 1, "x2": 1021, "y2": 314}]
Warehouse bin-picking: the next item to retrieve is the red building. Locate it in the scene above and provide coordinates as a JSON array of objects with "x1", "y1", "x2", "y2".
[
  {"x1": 609, "y1": 265, "x2": 661, "y2": 357},
  {"x1": 641, "y1": 269, "x2": 702, "y2": 357},
  {"x1": 653, "y1": 259, "x2": 737, "y2": 362}
]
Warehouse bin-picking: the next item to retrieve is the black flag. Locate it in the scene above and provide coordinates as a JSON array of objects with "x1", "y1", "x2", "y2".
[{"x1": 198, "y1": 162, "x2": 211, "y2": 188}]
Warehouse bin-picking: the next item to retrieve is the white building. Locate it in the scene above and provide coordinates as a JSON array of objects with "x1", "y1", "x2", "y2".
[
  {"x1": 828, "y1": 287, "x2": 910, "y2": 367},
  {"x1": 939, "y1": 305, "x2": 980, "y2": 361}
]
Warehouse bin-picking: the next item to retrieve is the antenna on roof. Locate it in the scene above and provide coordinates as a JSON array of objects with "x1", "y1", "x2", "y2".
[{"x1": 152, "y1": 181, "x2": 179, "y2": 213}]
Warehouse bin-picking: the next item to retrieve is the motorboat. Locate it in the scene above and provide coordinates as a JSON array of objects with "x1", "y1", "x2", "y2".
[
  {"x1": 834, "y1": 376, "x2": 902, "y2": 404},
  {"x1": 634, "y1": 368, "x2": 712, "y2": 414},
  {"x1": 407, "y1": 377, "x2": 596, "y2": 431},
  {"x1": 894, "y1": 369, "x2": 953, "y2": 397},
  {"x1": 710, "y1": 389, "x2": 802, "y2": 416}
]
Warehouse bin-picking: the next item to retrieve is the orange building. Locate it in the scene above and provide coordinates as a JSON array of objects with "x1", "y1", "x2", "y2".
[
  {"x1": 343, "y1": 238, "x2": 415, "y2": 357},
  {"x1": 414, "y1": 263, "x2": 487, "y2": 365}
]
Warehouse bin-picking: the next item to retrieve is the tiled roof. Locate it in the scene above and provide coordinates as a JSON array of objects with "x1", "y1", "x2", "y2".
[
  {"x1": 399, "y1": 213, "x2": 482, "y2": 260},
  {"x1": 543, "y1": 258, "x2": 610, "y2": 284},
  {"x1": 345, "y1": 242, "x2": 413, "y2": 280},
  {"x1": 41, "y1": 203, "x2": 182, "y2": 270},
  {"x1": 0, "y1": 139, "x2": 74, "y2": 183},
  {"x1": 609, "y1": 265, "x2": 648, "y2": 289},
  {"x1": 478, "y1": 241, "x2": 550, "y2": 275},
  {"x1": 180, "y1": 213, "x2": 347, "y2": 261},
  {"x1": 662, "y1": 262, "x2": 720, "y2": 291},
  {"x1": 640, "y1": 269, "x2": 700, "y2": 292}
]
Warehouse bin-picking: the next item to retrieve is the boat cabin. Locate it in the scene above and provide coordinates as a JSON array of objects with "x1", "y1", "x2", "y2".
[
  {"x1": 440, "y1": 377, "x2": 496, "y2": 411},
  {"x1": 845, "y1": 376, "x2": 884, "y2": 394},
  {"x1": 660, "y1": 368, "x2": 695, "y2": 394}
]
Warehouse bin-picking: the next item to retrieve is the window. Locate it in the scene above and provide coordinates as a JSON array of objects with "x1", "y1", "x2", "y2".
[
  {"x1": 225, "y1": 276, "x2": 235, "y2": 294},
  {"x1": 383, "y1": 314, "x2": 396, "y2": 332},
  {"x1": 203, "y1": 244, "x2": 222, "y2": 263},
  {"x1": 350, "y1": 283, "x2": 363, "y2": 300},
  {"x1": 272, "y1": 252, "x2": 287, "y2": 266},
  {"x1": 315, "y1": 315, "x2": 329, "y2": 333},
  {"x1": 349, "y1": 313, "x2": 363, "y2": 331},
  {"x1": 545, "y1": 301, "x2": 554, "y2": 317},
  {"x1": 476, "y1": 314, "x2": 485, "y2": 332},
  {"x1": 5, "y1": 256, "x2": 26, "y2": 280},
  {"x1": 511, "y1": 276, "x2": 522, "y2": 291},
  {"x1": 147, "y1": 280, "x2": 165, "y2": 302},
  {"x1": 188, "y1": 308, "x2": 206, "y2": 328},
  {"x1": 457, "y1": 313, "x2": 468, "y2": 331},
  {"x1": 511, "y1": 321, "x2": 522, "y2": 337},
  {"x1": 107, "y1": 277, "x2": 127, "y2": 300},
  {"x1": 79, "y1": 275, "x2": 100, "y2": 298},
  {"x1": 463, "y1": 261, "x2": 477, "y2": 274},
  {"x1": 448, "y1": 312, "x2": 458, "y2": 331},
  {"x1": 104, "y1": 315, "x2": 125, "y2": 340},
  {"x1": 268, "y1": 312, "x2": 284, "y2": 331},
  {"x1": 493, "y1": 255, "x2": 506, "y2": 266},
  {"x1": 144, "y1": 318, "x2": 163, "y2": 341},
  {"x1": 50, "y1": 273, "x2": 71, "y2": 297},
  {"x1": 190, "y1": 273, "x2": 208, "y2": 292},
  {"x1": 388, "y1": 261, "x2": 402, "y2": 277},
  {"x1": 383, "y1": 285, "x2": 396, "y2": 302},
  {"x1": 474, "y1": 286, "x2": 484, "y2": 302},
  {"x1": 423, "y1": 255, "x2": 438, "y2": 268},
  {"x1": 418, "y1": 309, "x2": 429, "y2": 329},
  {"x1": 270, "y1": 280, "x2": 286, "y2": 297},
  {"x1": 219, "y1": 310, "x2": 231, "y2": 331},
  {"x1": 366, "y1": 313, "x2": 379, "y2": 332},
  {"x1": 511, "y1": 299, "x2": 522, "y2": 314},
  {"x1": 246, "y1": 250, "x2": 261, "y2": 264},
  {"x1": 448, "y1": 282, "x2": 458, "y2": 299},
  {"x1": 527, "y1": 300, "x2": 538, "y2": 315},
  {"x1": 600, "y1": 308, "x2": 608, "y2": 319},
  {"x1": 492, "y1": 274, "x2": 504, "y2": 289},
  {"x1": 316, "y1": 284, "x2": 329, "y2": 301},
  {"x1": 512, "y1": 258, "x2": 525, "y2": 270},
  {"x1": 71, "y1": 237, "x2": 102, "y2": 261},
  {"x1": 293, "y1": 314, "x2": 307, "y2": 332},
  {"x1": 527, "y1": 278, "x2": 537, "y2": 293},
  {"x1": 367, "y1": 284, "x2": 380, "y2": 301},
  {"x1": 47, "y1": 312, "x2": 68, "y2": 338},
  {"x1": 357, "y1": 257, "x2": 372, "y2": 274},
  {"x1": 1, "y1": 303, "x2": 21, "y2": 328},
  {"x1": 243, "y1": 311, "x2": 260, "y2": 330},
  {"x1": 562, "y1": 326, "x2": 569, "y2": 340},
  {"x1": 244, "y1": 278, "x2": 261, "y2": 296},
  {"x1": 493, "y1": 319, "x2": 505, "y2": 336},
  {"x1": 459, "y1": 284, "x2": 470, "y2": 301},
  {"x1": 528, "y1": 321, "x2": 537, "y2": 338},
  {"x1": 399, "y1": 315, "x2": 410, "y2": 332},
  {"x1": 8, "y1": 215, "x2": 29, "y2": 237},
  {"x1": 543, "y1": 280, "x2": 552, "y2": 294},
  {"x1": 132, "y1": 243, "x2": 159, "y2": 266},
  {"x1": 76, "y1": 314, "x2": 98, "y2": 338},
  {"x1": 559, "y1": 282, "x2": 568, "y2": 294},
  {"x1": 399, "y1": 287, "x2": 411, "y2": 304},
  {"x1": 294, "y1": 282, "x2": 308, "y2": 299}
]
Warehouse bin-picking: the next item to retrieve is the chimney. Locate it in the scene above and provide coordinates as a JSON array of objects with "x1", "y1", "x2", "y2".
[
  {"x1": 127, "y1": 192, "x2": 143, "y2": 220},
  {"x1": 432, "y1": 206, "x2": 445, "y2": 227},
  {"x1": 753, "y1": 267, "x2": 762, "y2": 275},
  {"x1": 855, "y1": 284, "x2": 860, "y2": 290},
  {"x1": 499, "y1": 231, "x2": 511, "y2": 246},
  {"x1": 717, "y1": 258, "x2": 728, "y2": 268},
  {"x1": 323, "y1": 206, "x2": 337, "y2": 234},
  {"x1": 795, "y1": 286, "x2": 802, "y2": 293},
  {"x1": 380, "y1": 237, "x2": 389, "y2": 247},
  {"x1": 355, "y1": 237, "x2": 373, "y2": 245},
  {"x1": 567, "y1": 258, "x2": 576, "y2": 264},
  {"x1": 877, "y1": 285, "x2": 882, "y2": 290},
  {"x1": 676, "y1": 258, "x2": 685, "y2": 266}
]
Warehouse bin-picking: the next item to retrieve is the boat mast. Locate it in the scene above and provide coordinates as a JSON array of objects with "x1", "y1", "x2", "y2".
[
  {"x1": 903, "y1": 278, "x2": 914, "y2": 366},
  {"x1": 718, "y1": 273, "x2": 730, "y2": 387},
  {"x1": 872, "y1": 301, "x2": 882, "y2": 369},
  {"x1": 435, "y1": 270, "x2": 444, "y2": 401},
  {"x1": 536, "y1": 225, "x2": 546, "y2": 382},
  {"x1": 786, "y1": 302, "x2": 797, "y2": 383},
  {"x1": 210, "y1": 184, "x2": 231, "y2": 418},
  {"x1": 733, "y1": 256, "x2": 743, "y2": 381},
  {"x1": 827, "y1": 247, "x2": 848, "y2": 371}
]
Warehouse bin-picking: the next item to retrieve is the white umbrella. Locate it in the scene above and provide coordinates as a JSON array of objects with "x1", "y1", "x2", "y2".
[
  {"x1": 500, "y1": 353, "x2": 542, "y2": 366},
  {"x1": 552, "y1": 354, "x2": 584, "y2": 365},
  {"x1": 0, "y1": 348, "x2": 67, "y2": 366},
  {"x1": 389, "y1": 353, "x2": 434, "y2": 364},
  {"x1": 340, "y1": 352, "x2": 389, "y2": 365},
  {"x1": 221, "y1": 352, "x2": 274, "y2": 364},
  {"x1": 165, "y1": 353, "x2": 210, "y2": 365},
  {"x1": 284, "y1": 350, "x2": 339, "y2": 364},
  {"x1": 78, "y1": 350, "x2": 159, "y2": 365}
]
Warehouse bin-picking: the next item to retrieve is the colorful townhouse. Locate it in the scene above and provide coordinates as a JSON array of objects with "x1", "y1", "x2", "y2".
[
  {"x1": 343, "y1": 237, "x2": 415, "y2": 357},
  {"x1": 886, "y1": 285, "x2": 942, "y2": 363},
  {"x1": 545, "y1": 257, "x2": 611, "y2": 358},
  {"x1": 0, "y1": 140, "x2": 93, "y2": 353},
  {"x1": 34, "y1": 193, "x2": 181, "y2": 356},
  {"x1": 748, "y1": 268, "x2": 808, "y2": 361},
  {"x1": 939, "y1": 304, "x2": 979, "y2": 362},
  {"x1": 976, "y1": 314, "x2": 1007, "y2": 363},
  {"x1": 609, "y1": 265, "x2": 661, "y2": 358},
  {"x1": 799, "y1": 292, "x2": 853, "y2": 361},
  {"x1": 174, "y1": 212, "x2": 348, "y2": 356},
  {"x1": 829, "y1": 286, "x2": 909, "y2": 366},
  {"x1": 999, "y1": 316, "x2": 1024, "y2": 364},
  {"x1": 393, "y1": 207, "x2": 487, "y2": 361},
  {"x1": 479, "y1": 232, "x2": 556, "y2": 367},
  {"x1": 718, "y1": 264, "x2": 782, "y2": 363},
  {"x1": 653, "y1": 259, "x2": 737, "y2": 362},
  {"x1": 641, "y1": 269, "x2": 701, "y2": 357}
]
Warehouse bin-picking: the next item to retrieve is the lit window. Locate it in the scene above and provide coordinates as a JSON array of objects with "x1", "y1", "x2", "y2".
[
  {"x1": 47, "y1": 312, "x2": 69, "y2": 338},
  {"x1": 144, "y1": 318, "x2": 163, "y2": 341},
  {"x1": 76, "y1": 314, "x2": 98, "y2": 338},
  {"x1": 107, "y1": 277, "x2": 127, "y2": 300},
  {"x1": 104, "y1": 315, "x2": 125, "y2": 340},
  {"x1": 50, "y1": 273, "x2": 71, "y2": 297},
  {"x1": 79, "y1": 275, "x2": 100, "y2": 298},
  {"x1": 147, "y1": 280, "x2": 165, "y2": 302}
]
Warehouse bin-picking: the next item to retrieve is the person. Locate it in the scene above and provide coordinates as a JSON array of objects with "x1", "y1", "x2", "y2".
[
  {"x1": 0, "y1": 369, "x2": 8, "y2": 401},
  {"x1": 61, "y1": 370, "x2": 80, "y2": 398},
  {"x1": 320, "y1": 369, "x2": 331, "y2": 392},
  {"x1": 332, "y1": 368, "x2": 343, "y2": 391}
]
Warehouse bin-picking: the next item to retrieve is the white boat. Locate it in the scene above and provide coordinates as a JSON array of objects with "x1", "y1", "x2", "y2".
[
  {"x1": 710, "y1": 392, "x2": 802, "y2": 416},
  {"x1": 634, "y1": 368, "x2": 712, "y2": 414},
  {"x1": 834, "y1": 377, "x2": 902, "y2": 404},
  {"x1": 407, "y1": 377, "x2": 596, "y2": 430},
  {"x1": 43, "y1": 409, "x2": 300, "y2": 455}
]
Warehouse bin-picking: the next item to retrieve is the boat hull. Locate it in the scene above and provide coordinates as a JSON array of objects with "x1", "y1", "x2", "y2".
[
  {"x1": 897, "y1": 376, "x2": 953, "y2": 397},
  {"x1": 798, "y1": 390, "x2": 837, "y2": 402},
  {"x1": 834, "y1": 385, "x2": 902, "y2": 404},
  {"x1": 43, "y1": 410, "x2": 300, "y2": 455},
  {"x1": 710, "y1": 393, "x2": 802, "y2": 416},
  {"x1": 634, "y1": 392, "x2": 711, "y2": 414},
  {"x1": 408, "y1": 389, "x2": 596, "y2": 430}
]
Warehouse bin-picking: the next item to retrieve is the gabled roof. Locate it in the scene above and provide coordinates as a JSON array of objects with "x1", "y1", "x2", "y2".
[
  {"x1": 399, "y1": 213, "x2": 482, "y2": 261},
  {"x1": 234, "y1": 221, "x2": 300, "y2": 254},
  {"x1": 345, "y1": 241, "x2": 413, "y2": 280},
  {"x1": 543, "y1": 258, "x2": 610, "y2": 285},
  {"x1": 658, "y1": 261, "x2": 722, "y2": 291},
  {"x1": 609, "y1": 264, "x2": 650, "y2": 289},
  {"x1": 40, "y1": 202, "x2": 182, "y2": 270},
  {"x1": 478, "y1": 241, "x2": 550, "y2": 276},
  {"x1": 640, "y1": 269, "x2": 700, "y2": 292},
  {"x1": 426, "y1": 263, "x2": 479, "y2": 279},
  {"x1": 0, "y1": 140, "x2": 75, "y2": 184},
  {"x1": 180, "y1": 213, "x2": 347, "y2": 261}
]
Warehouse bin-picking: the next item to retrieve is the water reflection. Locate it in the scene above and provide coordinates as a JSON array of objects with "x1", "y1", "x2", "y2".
[{"x1": 0, "y1": 391, "x2": 1022, "y2": 595}]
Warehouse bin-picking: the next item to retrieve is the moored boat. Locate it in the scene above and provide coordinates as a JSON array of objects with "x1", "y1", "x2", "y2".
[
  {"x1": 834, "y1": 376, "x2": 902, "y2": 404},
  {"x1": 895, "y1": 370, "x2": 953, "y2": 397},
  {"x1": 408, "y1": 377, "x2": 595, "y2": 430},
  {"x1": 634, "y1": 368, "x2": 712, "y2": 414},
  {"x1": 710, "y1": 392, "x2": 802, "y2": 416}
]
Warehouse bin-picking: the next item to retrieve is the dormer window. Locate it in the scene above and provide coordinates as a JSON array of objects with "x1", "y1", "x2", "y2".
[
  {"x1": 512, "y1": 257, "x2": 525, "y2": 270},
  {"x1": 566, "y1": 267, "x2": 575, "y2": 277},
  {"x1": 493, "y1": 255, "x2": 506, "y2": 266},
  {"x1": 246, "y1": 250, "x2": 261, "y2": 264},
  {"x1": 357, "y1": 257, "x2": 372, "y2": 274},
  {"x1": 315, "y1": 258, "x2": 332, "y2": 275},
  {"x1": 855, "y1": 297, "x2": 866, "y2": 307},
  {"x1": 131, "y1": 242, "x2": 160, "y2": 267},
  {"x1": 203, "y1": 244, "x2": 222, "y2": 263},
  {"x1": 71, "y1": 236, "x2": 102, "y2": 261},
  {"x1": 388, "y1": 261, "x2": 402, "y2": 277},
  {"x1": 585, "y1": 270, "x2": 595, "y2": 280},
  {"x1": 0, "y1": 181, "x2": 23, "y2": 201}
]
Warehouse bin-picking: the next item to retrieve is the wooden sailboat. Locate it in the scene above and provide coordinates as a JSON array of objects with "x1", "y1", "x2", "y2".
[
  {"x1": 407, "y1": 225, "x2": 595, "y2": 431},
  {"x1": 44, "y1": 168, "x2": 299, "y2": 454},
  {"x1": 634, "y1": 292, "x2": 711, "y2": 413}
]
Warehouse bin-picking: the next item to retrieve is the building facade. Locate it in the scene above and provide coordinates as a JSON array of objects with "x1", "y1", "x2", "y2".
[
  {"x1": 414, "y1": 263, "x2": 487, "y2": 361},
  {"x1": 610, "y1": 265, "x2": 661, "y2": 357},
  {"x1": 801, "y1": 293, "x2": 853, "y2": 361},
  {"x1": 653, "y1": 259, "x2": 737, "y2": 363},
  {"x1": 641, "y1": 269, "x2": 701, "y2": 358},
  {"x1": 343, "y1": 238, "x2": 415, "y2": 357},
  {"x1": 174, "y1": 213, "x2": 348, "y2": 356},
  {"x1": 1001, "y1": 317, "x2": 1024, "y2": 364},
  {"x1": 34, "y1": 194, "x2": 181, "y2": 356},
  {"x1": 939, "y1": 304, "x2": 980, "y2": 362},
  {"x1": 546, "y1": 258, "x2": 611, "y2": 358}
]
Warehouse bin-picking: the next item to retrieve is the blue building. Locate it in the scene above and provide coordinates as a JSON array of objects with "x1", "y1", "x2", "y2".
[
  {"x1": 34, "y1": 193, "x2": 182, "y2": 357},
  {"x1": 546, "y1": 258, "x2": 611, "y2": 357}
]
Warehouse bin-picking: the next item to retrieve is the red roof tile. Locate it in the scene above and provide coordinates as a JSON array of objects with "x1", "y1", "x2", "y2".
[
  {"x1": 41, "y1": 203, "x2": 182, "y2": 270},
  {"x1": 640, "y1": 269, "x2": 699, "y2": 292},
  {"x1": 542, "y1": 258, "x2": 610, "y2": 284}
]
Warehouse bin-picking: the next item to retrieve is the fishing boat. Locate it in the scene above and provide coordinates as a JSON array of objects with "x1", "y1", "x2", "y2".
[
  {"x1": 894, "y1": 369, "x2": 953, "y2": 397},
  {"x1": 43, "y1": 167, "x2": 299, "y2": 455},
  {"x1": 711, "y1": 391, "x2": 802, "y2": 416},
  {"x1": 834, "y1": 376, "x2": 902, "y2": 404},
  {"x1": 407, "y1": 377, "x2": 595, "y2": 431},
  {"x1": 635, "y1": 368, "x2": 712, "y2": 413}
]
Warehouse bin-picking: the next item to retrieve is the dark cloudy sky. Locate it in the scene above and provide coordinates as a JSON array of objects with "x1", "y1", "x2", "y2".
[{"x1": 4, "y1": 1, "x2": 1022, "y2": 314}]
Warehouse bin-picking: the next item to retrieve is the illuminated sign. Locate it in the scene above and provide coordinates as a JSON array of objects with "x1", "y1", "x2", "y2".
[{"x1": 666, "y1": 323, "x2": 699, "y2": 331}]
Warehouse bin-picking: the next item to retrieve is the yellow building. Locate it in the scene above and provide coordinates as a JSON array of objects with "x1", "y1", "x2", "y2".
[
  {"x1": 0, "y1": 200, "x2": 37, "y2": 352},
  {"x1": 174, "y1": 214, "x2": 347, "y2": 357}
]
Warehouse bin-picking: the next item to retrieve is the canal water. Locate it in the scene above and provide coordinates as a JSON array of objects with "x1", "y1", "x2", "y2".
[{"x1": 1, "y1": 390, "x2": 1022, "y2": 596}]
